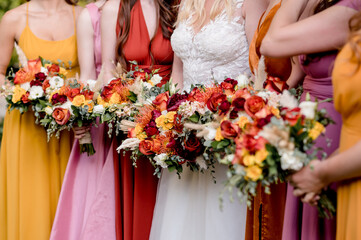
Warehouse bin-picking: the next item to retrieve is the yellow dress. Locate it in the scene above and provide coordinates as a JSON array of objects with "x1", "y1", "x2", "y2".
[
  {"x1": 333, "y1": 39, "x2": 361, "y2": 240},
  {"x1": 0, "y1": 4, "x2": 79, "y2": 240}
]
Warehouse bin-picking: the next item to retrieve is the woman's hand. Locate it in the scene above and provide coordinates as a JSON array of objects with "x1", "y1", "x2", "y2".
[
  {"x1": 73, "y1": 125, "x2": 91, "y2": 139},
  {"x1": 290, "y1": 159, "x2": 328, "y2": 198}
]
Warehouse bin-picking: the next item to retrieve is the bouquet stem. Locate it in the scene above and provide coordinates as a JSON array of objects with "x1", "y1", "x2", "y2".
[
  {"x1": 79, "y1": 131, "x2": 96, "y2": 156},
  {"x1": 317, "y1": 188, "x2": 337, "y2": 219}
]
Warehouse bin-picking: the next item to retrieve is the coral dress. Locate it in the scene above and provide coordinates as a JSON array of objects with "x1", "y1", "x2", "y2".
[
  {"x1": 246, "y1": 2, "x2": 289, "y2": 239},
  {"x1": 50, "y1": 3, "x2": 116, "y2": 240},
  {"x1": 333, "y1": 38, "x2": 361, "y2": 240},
  {"x1": 114, "y1": 1, "x2": 174, "y2": 239},
  {"x1": 0, "y1": 4, "x2": 79, "y2": 240}
]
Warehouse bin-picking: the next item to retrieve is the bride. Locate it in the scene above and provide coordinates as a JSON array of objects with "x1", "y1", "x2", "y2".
[{"x1": 149, "y1": 0, "x2": 266, "y2": 239}]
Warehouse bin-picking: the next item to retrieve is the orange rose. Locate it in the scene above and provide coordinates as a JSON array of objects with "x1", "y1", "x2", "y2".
[
  {"x1": 152, "y1": 92, "x2": 169, "y2": 112},
  {"x1": 244, "y1": 96, "x2": 266, "y2": 119},
  {"x1": 220, "y1": 120, "x2": 240, "y2": 139},
  {"x1": 42, "y1": 79, "x2": 50, "y2": 92},
  {"x1": 283, "y1": 107, "x2": 303, "y2": 126},
  {"x1": 14, "y1": 59, "x2": 42, "y2": 84},
  {"x1": 47, "y1": 63, "x2": 60, "y2": 73},
  {"x1": 220, "y1": 78, "x2": 238, "y2": 95},
  {"x1": 206, "y1": 93, "x2": 227, "y2": 113},
  {"x1": 21, "y1": 92, "x2": 30, "y2": 103},
  {"x1": 52, "y1": 108, "x2": 71, "y2": 125},
  {"x1": 233, "y1": 88, "x2": 251, "y2": 100},
  {"x1": 139, "y1": 139, "x2": 161, "y2": 155}
]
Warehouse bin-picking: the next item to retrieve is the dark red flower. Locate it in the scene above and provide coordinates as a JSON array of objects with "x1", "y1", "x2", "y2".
[
  {"x1": 218, "y1": 100, "x2": 231, "y2": 115},
  {"x1": 35, "y1": 72, "x2": 47, "y2": 81},
  {"x1": 232, "y1": 97, "x2": 246, "y2": 111},
  {"x1": 144, "y1": 121, "x2": 159, "y2": 137},
  {"x1": 167, "y1": 93, "x2": 188, "y2": 111},
  {"x1": 51, "y1": 93, "x2": 67, "y2": 105},
  {"x1": 220, "y1": 120, "x2": 240, "y2": 139},
  {"x1": 220, "y1": 78, "x2": 238, "y2": 94},
  {"x1": 207, "y1": 93, "x2": 227, "y2": 113},
  {"x1": 151, "y1": 110, "x2": 162, "y2": 120},
  {"x1": 173, "y1": 113, "x2": 184, "y2": 133},
  {"x1": 229, "y1": 110, "x2": 239, "y2": 119},
  {"x1": 256, "y1": 114, "x2": 273, "y2": 128},
  {"x1": 30, "y1": 80, "x2": 43, "y2": 87}
]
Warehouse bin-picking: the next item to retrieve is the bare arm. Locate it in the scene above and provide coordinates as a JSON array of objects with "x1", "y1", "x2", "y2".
[
  {"x1": 261, "y1": 0, "x2": 358, "y2": 57},
  {"x1": 170, "y1": 54, "x2": 183, "y2": 91},
  {"x1": 286, "y1": 56, "x2": 305, "y2": 89},
  {"x1": 77, "y1": 8, "x2": 97, "y2": 82},
  {"x1": 101, "y1": 0, "x2": 119, "y2": 83},
  {"x1": 243, "y1": 0, "x2": 268, "y2": 44},
  {"x1": 0, "y1": 11, "x2": 19, "y2": 85}
]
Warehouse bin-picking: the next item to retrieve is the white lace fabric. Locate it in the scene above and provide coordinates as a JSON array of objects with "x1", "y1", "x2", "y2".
[{"x1": 171, "y1": 0, "x2": 250, "y2": 91}]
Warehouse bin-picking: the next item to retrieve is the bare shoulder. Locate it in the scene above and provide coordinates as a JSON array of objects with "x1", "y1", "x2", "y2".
[
  {"x1": 74, "y1": 5, "x2": 84, "y2": 18},
  {"x1": 1, "y1": 3, "x2": 27, "y2": 26},
  {"x1": 77, "y1": 7, "x2": 92, "y2": 29},
  {"x1": 103, "y1": 0, "x2": 121, "y2": 15}
]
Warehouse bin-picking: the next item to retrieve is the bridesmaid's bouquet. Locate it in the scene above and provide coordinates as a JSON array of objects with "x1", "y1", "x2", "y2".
[
  {"x1": 37, "y1": 80, "x2": 99, "y2": 156},
  {"x1": 96, "y1": 63, "x2": 167, "y2": 137},
  {"x1": 2, "y1": 58, "x2": 67, "y2": 114}
]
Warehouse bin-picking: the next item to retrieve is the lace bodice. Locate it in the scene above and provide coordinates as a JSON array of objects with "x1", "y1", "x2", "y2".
[{"x1": 171, "y1": 0, "x2": 250, "y2": 91}]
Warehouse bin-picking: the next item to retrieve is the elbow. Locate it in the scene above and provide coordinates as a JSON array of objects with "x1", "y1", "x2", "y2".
[{"x1": 260, "y1": 36, "x2": 276, "y2": 57}]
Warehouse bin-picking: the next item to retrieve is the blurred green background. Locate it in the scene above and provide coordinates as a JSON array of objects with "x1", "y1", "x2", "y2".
[{"x1": 0, "y1": 0, "x2": 92, "y2": 145}]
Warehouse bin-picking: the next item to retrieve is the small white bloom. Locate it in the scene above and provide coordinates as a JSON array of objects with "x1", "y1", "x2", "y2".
[
  {"x1": 20, "y1": 82, "x2": 31, "y2": 91},
  {"x1": 280, "y1": 90, "x2": 298, "y2": 109},
  {"x1": 45, "y1": 106, "x2": 53, "y2": 115},
  {"x1": 237, "y1": 74, "x2": 250, "y2": 88},
  {"x1": 257, "y1": 91, "x2": 269, "y2": 101},
  {"x1": 235, "y1": 164, "x2": 245, "y2": 175},
  {"x1": 93, "y1": 105, "x2": 105, "y2": 114},
  {"x1": 142, "y1": 81, "x2": 153, "y2": 89},
  {"x1": 150, "y1": 74, "x2": 162, "y2": 85},
  {"x1": 299, "y1": 101, "x2": 317, "y2": 119},
  {"x1": 40, "y1": 67, "x2": 48, "y2": 74},
  {"x1": 280, "y1": 151, "x2": 303, "y2": 171},
  {"x1": 196, "y1": 156, "x2": 207, "y2": 170},
  {"x1": 86, "y1": 79, "x2": 97, "y2": 91},
  {"x1": 154, "y1": 153, "x2": 168, "y2": 168},
  {"x1": 28, "y1": 86, "x2": 44, "y2": 100},
  {"x1": 49, "y1": 76, "x2": 64, "y2": 89},
  {"x1": 204, "y1": 127, "x2": 217, "y2": 141},
  {"x1": 59, "y1": 100, "x2": 73, "y2": 114}
]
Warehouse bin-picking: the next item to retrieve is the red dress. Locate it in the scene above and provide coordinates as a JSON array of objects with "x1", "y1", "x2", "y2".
[{"x1": 114, "y1": 1, "x2": 174, "y2": 240}]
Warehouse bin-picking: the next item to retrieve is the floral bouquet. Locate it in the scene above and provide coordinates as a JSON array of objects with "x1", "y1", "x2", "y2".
[
  {"x1": 96, "y1": 63, "x2": 168, "y2": 137},
  {"x1": 3, "y1": 58, "x2": 67, "y2": 114},
  {"x1": 209, "y1": 89, "x2": 335, "y2": 218},
  {"x1": 38, "y1": 80, "x2": 98, "y2": 155}
]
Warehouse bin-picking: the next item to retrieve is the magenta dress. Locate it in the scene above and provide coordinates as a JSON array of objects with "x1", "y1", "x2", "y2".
[
  {"x1": 50, "y1": 3, "x2": 116, "y2": 240},
  {"x1": 281, "y1": 1, "x2": 360, "y2": 239}
]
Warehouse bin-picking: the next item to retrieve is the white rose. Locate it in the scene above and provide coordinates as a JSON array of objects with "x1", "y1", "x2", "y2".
[
  {"x1": 154, "y1": 153, "x2": 168, "y2": 168},
  {"x1": 204, "y1": 127, "x2": 217, "y2": 141},
  {"x1": 28, "y1": 86, "x2": 44, "y2": 100},
  {"x1": 280, "y1": 90, "x2": 298, "y2": 109},
  {"x1": 59, "y1": 100, "x2": 73, "y2": 114},
  {"x1": 142, "y1": 81, "x2": 153, "y2": 89},
  {"x1": 280, "y1": 151, "x2": 303, "y2": 171},
  {"x1": 236, "y1": 74, "x2": 250, "y2": 88},
  {"x1": 93, "y1": 105, "x2": 105, "y2": 114},
  {"x1": 299, "y1": 101, "x2": 317, "y2": 119},
  {"x1": 45, "y1": 106, "x2": 53, "y2": 115},
  {"x1": 20, "y1": 82, "x2": 31, "y2": 91},
  {"x1": 49, "y1": 76, "x2": 64, "y2": 89},
  {"x1": 150, "y1": 74, "x2": 162, "y2": 85},
  {"x1": 40, "y1": 67, "x2": 48, "y2": 74},
  {"x1": 86, "y1": 79, "x2": 97, "y2": 91},
  {"x1": 257, "y1": 91, "x2": 269, "y2": 101}
]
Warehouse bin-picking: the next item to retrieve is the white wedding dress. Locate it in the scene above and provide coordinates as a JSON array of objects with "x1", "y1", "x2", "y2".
[{"x1": 150, "y1": 0, "x2": 250, "y2": 239}]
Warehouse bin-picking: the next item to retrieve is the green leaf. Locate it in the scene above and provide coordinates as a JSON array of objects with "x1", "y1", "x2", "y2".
[
  {"x1": 188, "y1": 113, "x2": 200, "y2": 123},
  {"x1": 127, "y1": 91, "x2": 137, "y2": 103}
]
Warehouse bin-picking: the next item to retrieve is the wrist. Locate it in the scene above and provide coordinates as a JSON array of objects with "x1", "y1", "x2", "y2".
[{"x1": 315, "y1": 160, "x2": 331, "y2": 187}]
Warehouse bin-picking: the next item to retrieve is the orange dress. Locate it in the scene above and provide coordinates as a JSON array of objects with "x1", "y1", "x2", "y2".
[
  {"x1": 0, "y1": 4, "x2": 79, "y2": 240},
  {"x1": 246, "y1": 2, "x2": 289, "y2": 240},
  {"x1": 333, "y1": 39, "x2": 361, "y2": 240},
  {"x1": 114, "y1": 1, "x2": 174, "y2": 240}
]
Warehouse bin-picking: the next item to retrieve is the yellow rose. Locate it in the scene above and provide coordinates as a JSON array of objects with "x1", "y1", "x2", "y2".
[
  {"x1": 59, "y1": 67, "x2": 68, "y2": 76},
  {"x1": 12, "y1": 85, "x2": 27, "y2": 103},
  {"x1": 255, "y1": 148, "x2": 268, "y2": 165},
  {"x1": 246, "y1": 165, "x2": 262, "y2": 181},
  {"x1": 243, "y1": 154, "x2": 256, "y2": 166},
  {"x1": 215, "y1": 127, "x2": 224, "y2": 141},
  {"x1": 270, "y1": 107, "x2": 280, "y2": 118},
  {"x1": 134, "y1": 124, "x2": 146, "y2": 140},
  {"x1": 72, "y1": 95, "x2": 86, "y2": 107},
  {"x1": 237, "y1": 116, "x2": 249, "y2": 128},
  {"x1": 155, "y1": 111, "x2": 177, "y2": 131},
  {"x1": 96, "y1": 95, "x2": 109, "y2": 108},
  {"x1": 109, "y1": 93, "x2": 121, "y2": 105},
  {"x1": 309, "y1": 121, "x2": 325, "y2": 140},
  {"x1": 85, "y1": 101, "x2": 94, "y2": 112}
]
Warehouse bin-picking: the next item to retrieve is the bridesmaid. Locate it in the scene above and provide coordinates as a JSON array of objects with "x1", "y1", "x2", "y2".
[
  {"x1": 261, "y1": 0, "x2": 360, "y2": 239},
  {"x1": 246, "y1": 0, "x2": 304, "y2": 239},
  {"x1": 291, "y1": 10, "x2": 361, "y2": 240},
  {"x1": 0, "y1": 0, "x2": 82, "y2": 240},
  {"x1": 49, "y1": 1, "x2": 117, "y2": 240},
  {"x1": 101, "y1": 0, "x2": 177, "y2": 239}
]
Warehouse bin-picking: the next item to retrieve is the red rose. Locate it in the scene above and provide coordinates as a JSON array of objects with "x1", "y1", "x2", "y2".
[
  {"x1": 244, "y1": 96, "x2": 266, "y2": 118},
  {"x1": 101, "y1": 85, "x2": 114, "y2": 101},
  {"x1": 220, "y1": 120, "x2": 240, "y2": 139},
  {"x1": 237, "y1": 134, "x2": 266, "y2": 153},
  {"x1": 232, "y1": 97, "x2": 246, "y2": 111},
  {"x1": 51, "y1": 93, "x2": 67, "y2": 105},
  {"x1": 283, "y1": 107, "x2": 303, "y2": 126},
  {"x1": 207, "y1": 93, "x2": 227, "y2": 113},
  {"x1": 167, "y1": 93, "x2": 188, "y2": 111},
  {"x1": 144, "y1": 121, "x2": 159, "y2": 137},
  {"x1": 139, "y1": 139, "x2": 161, "y2": 155},
  {"x1": 184, "y1": 134, "x2": 202, "y2": 154},
  {"x1": 264, "y1": 76, "x2": 288, "y2": 93},
  {"x1": 173, "y1": 113, "x2": 184, "y2": 133},
  {"x1": 220, "y1": 78, "x2": 238, "y2": 95},
  {"x1": 152, "y1": 92, "x2": 169, "y2": 112},
  {"x1": 166, "y1": 138, "x2": 176, "y2": 148},
  {"x1": 256, "y1": 114, "x2": 273, "y2": 128},
  {"x1": 151, "y1": 110, "x2": 162, "y2": 120},
  {"x1": 52, "y1": 108, "x2": 70, "y2": 125},
  {"x1": 133, "y1": 71, "x2": 147, "y2": 81},
  {"x1": 47, "y1": 64, "x2": 60, "y2": 73},
  {"x1": 82, "y1": 89, "x2": 94, "y2": 101},
  {"x1": 63, "y1": 87, "x2": 81, "y2": 101},
  {"x1": 35, "y1": 72, "x2": 47, "y2": 81},
  {"x1": 21, "y1": 92, "x2": 30, "y2": 103},
  {"x1": 218, "y1": 100, "x2": 231, "y2": 115},
  {"x1": 229, "y1": 109, "x2": 239, "y2": 119}
]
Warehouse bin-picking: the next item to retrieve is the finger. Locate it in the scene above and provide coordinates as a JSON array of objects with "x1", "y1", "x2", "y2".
[
  {"x1": 309, "y1": 195, "x2": 320, "y2": 206},
  {"x1": 293, "y1": 188, "x2": 305, "y2": 197},
  {"x1": 301, "y1": 192, "x2": 316, "y2": 204}
]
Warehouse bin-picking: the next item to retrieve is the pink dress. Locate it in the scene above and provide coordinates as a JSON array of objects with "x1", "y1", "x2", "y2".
[
  {"x1": 282, "y1": 1, "x2": 360, "y2": 239},
  {"x1": 50, "y1": 3, "x2": 116, "y2": 240}
]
